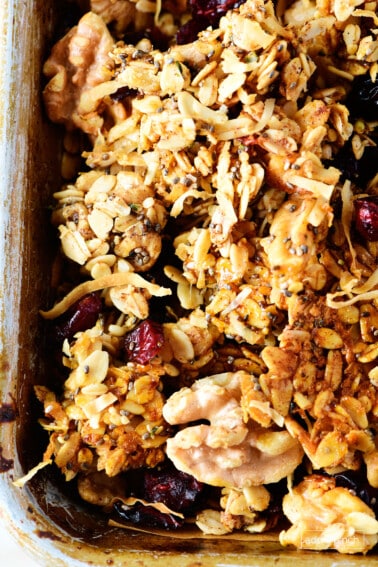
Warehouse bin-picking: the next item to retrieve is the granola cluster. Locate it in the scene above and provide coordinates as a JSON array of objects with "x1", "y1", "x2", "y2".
[{"x1": 33, "y1": 0, "x2": 378, "y2": 554}]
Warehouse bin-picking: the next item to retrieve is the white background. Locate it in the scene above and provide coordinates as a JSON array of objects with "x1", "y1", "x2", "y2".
[{"x1": 0, "y1": 522, "x2": 41, "y2": 567}]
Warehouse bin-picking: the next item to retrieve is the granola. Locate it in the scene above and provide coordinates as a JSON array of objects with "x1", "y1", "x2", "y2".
[{"x1": 27, "y1": 0, "x2": 378, "y2": 554}]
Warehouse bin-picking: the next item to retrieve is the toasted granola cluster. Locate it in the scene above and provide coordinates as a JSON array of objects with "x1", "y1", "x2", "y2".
[
  {"x1": 32, "y1": 0, "x2": 378, "y2": 554},
  {"x1": 280, "y1": 475, "x2": 378, "y2": 553},
  {"x1": 36, "y1": 326, "x2": 169, "y2": 479}
]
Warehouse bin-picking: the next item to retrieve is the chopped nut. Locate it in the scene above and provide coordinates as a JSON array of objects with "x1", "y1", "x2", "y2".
[{"x1": 164, "y1": 372, "x2": 303, "y2": 488}]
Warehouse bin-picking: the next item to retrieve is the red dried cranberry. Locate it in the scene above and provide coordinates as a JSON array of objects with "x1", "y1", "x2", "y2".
[
  {"x1": 176, "y1": 16, "x2": 208, "y2": 44},
  {"x1": 189, "y1": 0, "x2": 245, "y2": 21},
  {"x1": 53, "y1": 292, "x2": 102, "y2": 341},
  {"x1": 143, "y1": 464, "x2": 206, "y2": 514},
  {"x1": 176, "y1": 0, "x2": 246, "y2": 43},
  {"x1": 124, "y1": 319, "x2": 164, "y2": 364},
  {"x1": 354, "y1": 196, "x2": 378, "y2": 241}
]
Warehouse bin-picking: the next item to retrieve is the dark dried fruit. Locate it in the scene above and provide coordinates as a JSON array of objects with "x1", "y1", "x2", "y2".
[
  {"x1": 176, "y1": 0, "x2": 246, "y2": 43},
  {"x1": 354, "y1": 196, "x2": 378, "y2": 241},
  {"x1": 334, "y1": 470, "x2": 378, "y2": 516},
  {"x1": 113, "y1": 464, "x2": 207, "y2": 530},
  {"x1": 113, "y1": 500, "x2": 184, "y2": 530},
  {"x1": 124, "y1": 319, "x2": 164, "y2": 364},
  {"x1": 347, "y1": 74, "x2": 378, "y2": 122},
  {"x1": 53, "y1": 292, "x2": 102, "y2": 341},
  {"x1": 189, "y1": 0, "x2": 245, "y2": 21},
  {"x1": 330, "y1": 143, "x2": 378, "y2": 189},
  {"x1": 176, "y1": 16, "x2": 209, "y2": 44},
  {"x1": 143, "y1": 464, "x2": 206, "y2": 514}
]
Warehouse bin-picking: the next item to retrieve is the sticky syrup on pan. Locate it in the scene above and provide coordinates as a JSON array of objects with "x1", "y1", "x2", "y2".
[
  {"x1": 0, "y1": 401, "x2": 17, "y2": 423},
  {"x1": 0, "y1": 400, "x2": 17, "y2": 471}
]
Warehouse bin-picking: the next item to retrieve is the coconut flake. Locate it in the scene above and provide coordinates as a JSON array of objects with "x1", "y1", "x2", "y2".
[
  {"x1": 171, "y1": 189, "x2": 213, "y2": 217},
  {"x1": 40, "y1": 272, "x2": 171, "y2": 319},
  {"x1": 253, "y1": 98, "x2": 276, "y2": 133},
  {"x1": 341, "y1": 180, "x2": 358, "y2": 273},
  {"x1": 13, "y1": 459, "x2": 53, "y2": 488},
  {"x1": 177, "y1": 91, "x2": 228, "y2": 125}
]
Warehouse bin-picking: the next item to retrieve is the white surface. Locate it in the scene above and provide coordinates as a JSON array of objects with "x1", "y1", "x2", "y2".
[{"x1": 0, "y1": 521, "x2": 41, "y2": 567}]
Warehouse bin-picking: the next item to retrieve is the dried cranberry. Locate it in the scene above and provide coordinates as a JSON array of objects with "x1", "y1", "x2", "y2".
[
  {"x1": 189, "y1": 0, "x2": 245, "y2": 21},
  {"x1": 142, "y1": 464, "x2": 206, "y2": 514},
  {"x1": 176, "y1": 0, "x2": 246, "y2": 43},
  {"x1": 113, "y1": 500, "x2": 184, "y2": 530},
  {"x1": 53, "y1": 292, "x2": 102, "y2": 341},
  {"x1": 176, "y1": 16, "x2": 209, "y2": 44},
  {"x1": 124, "y1": 319, "x2": 164, "y2": 364},
  {"x1": 354, "y1": 196, "x2": 378, "y2": 241}
]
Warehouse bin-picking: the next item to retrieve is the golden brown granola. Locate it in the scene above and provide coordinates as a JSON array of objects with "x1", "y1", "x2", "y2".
[{"x1": 28, "y1": 0, "x2": 378, "y2": 554}]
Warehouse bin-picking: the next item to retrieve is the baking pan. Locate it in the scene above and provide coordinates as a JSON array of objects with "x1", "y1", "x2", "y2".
[{"x1": 0, "y1": 1, "x2": 376, "y2": 565}]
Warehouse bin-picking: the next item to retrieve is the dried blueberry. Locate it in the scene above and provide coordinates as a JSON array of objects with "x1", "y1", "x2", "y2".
[
  {"x1": 113, "y1": 464, "x2": 207, "y2": 530},
  {"x1": 113, "y1": 500, "x2": 184, "y2": 530},
  {"x1": 327, "y1": 142, "x2": 378, "y2": 191},
  {"x1": 347, "y1": 74, "x2": 378, "y2": 122}
]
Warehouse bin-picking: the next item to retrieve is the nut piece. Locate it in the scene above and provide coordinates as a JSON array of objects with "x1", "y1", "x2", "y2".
[
  {"x1": 163, "y1": 371, "x2": 303, "y2": 488},
  {"x1": 43, "y1": 12, "x2": 114, "y2": 133},
  {"x1": 90, "y1": 0, "x2": 137, "y2": 35}
]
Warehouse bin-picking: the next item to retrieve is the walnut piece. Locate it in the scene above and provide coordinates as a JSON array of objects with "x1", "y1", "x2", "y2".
[
  {"x1": 43, "y1": 12, "x2": 114, "y2": 133},
  {"x1": 163, "y1": 371, "x2": 303, "y2": 488},
  {"x1": 90, "y1": 0, "x2": 137, "y2": 36}
]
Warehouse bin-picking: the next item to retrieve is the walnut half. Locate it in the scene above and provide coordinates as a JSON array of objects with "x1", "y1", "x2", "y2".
[
  {"x1": 43, "y1": 12, "x2": 114, "y2": 134},
  {"x1": 163, "y1": 371, "x2": 303, "y2": 489}
]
